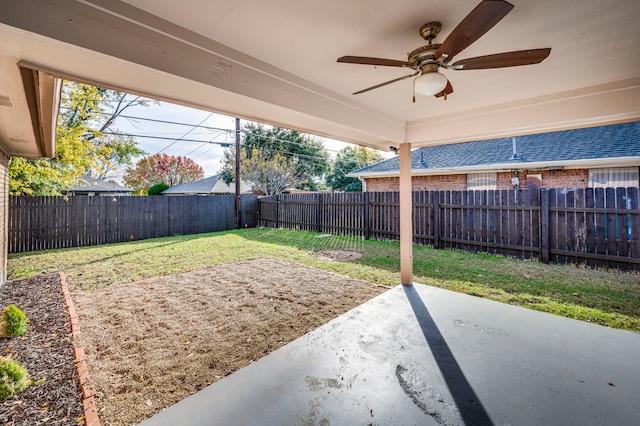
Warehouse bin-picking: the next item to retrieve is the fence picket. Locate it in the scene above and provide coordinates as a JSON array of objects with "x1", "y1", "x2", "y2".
[
  {"x1": 10, "y1": 188, "x2": 640, "y2": 271},
  {"x1": 9, "y1": 195, "x2": 257, "y2": 253}
]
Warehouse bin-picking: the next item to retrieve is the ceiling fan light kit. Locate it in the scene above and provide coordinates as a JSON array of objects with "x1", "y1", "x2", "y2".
[
  {"x1": 337, "y1": 0, "x2": 551, "y2": 101},
  {"x1": 414, "y1": 70, "x2": 448, "y2": 96}
]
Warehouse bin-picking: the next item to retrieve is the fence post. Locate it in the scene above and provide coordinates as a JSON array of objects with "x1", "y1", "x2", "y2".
[
  {"x1": 364, "y1": 192, "x2": 370, "y2": 240},
  {"x1": 316, "y1": 193, "x2": 322, "y2": 233},
  {"x1": 433, "y1": 192, "x2": 440, "y2": 249},
  {"x1": 275, "y1": 194, "x2": 280, "y2": 229},
  {"x1": 540, "y1": 188, "x2": 550, "y2": 264},
  {"x1": 166, "y1": 196, "x2": 171, "y2": 237}
]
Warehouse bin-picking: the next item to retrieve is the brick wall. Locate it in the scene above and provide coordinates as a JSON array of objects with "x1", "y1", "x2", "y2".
[
  {"x1": 366, "y1": 169, "x2": 590, "y2": 192},
  {"x1": 497, "y1": 169, "x2": 589, "y2": 190},
  {"x1": 365, "y1": 174, "x2": 467, "y2": 192},
  {"x1": 0, "y1": 151, "x2": 9, "y2": 286}
]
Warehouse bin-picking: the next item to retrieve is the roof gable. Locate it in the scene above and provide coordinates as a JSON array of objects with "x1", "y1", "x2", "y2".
[
  {"x1": 68, "y1": 175, "x2": 133, "y2": 193},
  {"x1": 162, "y1": 175, "x2": 220, "y2": 194},
  {"x1": 161, "y1": 175, "x2": 251, "y2": 194}
]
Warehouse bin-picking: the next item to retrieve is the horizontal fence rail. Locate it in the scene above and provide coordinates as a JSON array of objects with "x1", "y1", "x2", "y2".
[
  {"x1": 258, "y1": 188, "x2": 640, "y2": 271},
  {"x1": 9, "y1": 195, "x2": 258, "y2": 253}
]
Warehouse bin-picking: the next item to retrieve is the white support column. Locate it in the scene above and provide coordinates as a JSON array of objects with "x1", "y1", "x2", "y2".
[{"x1": 398, "y1": 143, "x2": 413, "y2": 285}]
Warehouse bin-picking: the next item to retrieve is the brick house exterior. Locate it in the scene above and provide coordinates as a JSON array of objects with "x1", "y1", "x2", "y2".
[
  {"x1": 366, "y1": 169, "x2": 590, "y2": 192},
  {"x1": 351, "y1": 122, "x2": 640, "y2": 192}
]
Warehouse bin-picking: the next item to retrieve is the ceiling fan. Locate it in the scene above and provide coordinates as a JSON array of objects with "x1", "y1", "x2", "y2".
[{"x1": 337, "y1": 0, "x2": 551, "y2": 101}]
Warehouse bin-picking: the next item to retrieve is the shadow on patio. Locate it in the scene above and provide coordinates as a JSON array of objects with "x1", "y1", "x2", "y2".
[{"x1": 141, "y1": 282, "x2": 640, "y2": 426}]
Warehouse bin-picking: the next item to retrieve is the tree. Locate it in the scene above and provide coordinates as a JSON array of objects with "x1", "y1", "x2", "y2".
[
  {"x1": 326, "y1": 146, "x2": 384, "y2": 192},
  {"x1": 220, "y1": 123, "x2": 329, "y2": 193},
  {"x1": 239, "y1": 148, "x2": 305, "y2": 196},
  {"x1": 9, "y1": 82, "x2": 147, "y2": 195},
  {"x1": 123, "y1": 153, "x2": 204, "y2": 194},
  {"x1": 147, "y1": 183, "x2": 170, "y2": 195}
]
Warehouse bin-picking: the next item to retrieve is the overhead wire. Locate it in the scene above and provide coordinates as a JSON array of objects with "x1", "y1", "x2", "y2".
[
  {"x1": 154, "y1": 112, "x2": 214, "y2": 154},
  {"x1": 62, "y1": 104, "x2": 381, "y2": 167}
]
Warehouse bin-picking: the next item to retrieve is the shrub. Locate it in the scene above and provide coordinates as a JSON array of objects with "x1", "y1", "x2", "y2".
[
  {"x1": 0, "y1": 357, "x2": 30, "y2": 401},
  {"x1": 148, "y1": 183, "x2": 170, "y2": 195},
  {"x1": 1, "y1": 305, "x2": 29, "y2": 337}
]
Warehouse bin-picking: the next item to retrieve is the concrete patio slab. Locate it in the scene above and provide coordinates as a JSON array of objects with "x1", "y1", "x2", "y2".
[{"x1": 140, "y1": 283, "x2": 640, "y2": 426}]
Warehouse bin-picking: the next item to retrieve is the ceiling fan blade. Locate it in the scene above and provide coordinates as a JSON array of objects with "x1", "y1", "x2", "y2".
[
  {"x1": 435, "y1": 0, "x2": 514, "y2": 61},
  {"x1": 337, "y1": 56, "x2": 412, "y2": 67},
  {"x1": 352, "y1": 72, "x2": 419, "y2": 95},
  {"x1": 451, "y1": 48, "x2": 551, "y2": 70},
  {"x1": 434, "y1": 80, "x2": 454, "y2": 98}
]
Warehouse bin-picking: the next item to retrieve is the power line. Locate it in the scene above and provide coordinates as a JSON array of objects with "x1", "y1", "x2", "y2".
[
  {"x1": 59, "y1": 106, "x2": 235, "y2": 134},
  {"x1": 185, "y1": 133, "x2": 231, "y2": 156},
  {"x1": 155, "y1": 113, "x2": 214, "y2": 154},
  {"x1": 61, "y1": 105, "x2": 380, "y2": 168},
  {"x1": 104, "y1": 132, "x2": 231, "y2": 146}
]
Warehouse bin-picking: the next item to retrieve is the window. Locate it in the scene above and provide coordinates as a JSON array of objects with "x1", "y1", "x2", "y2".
[
  {"x1": 588, "y1": 167, "x2": 639, "y2": 188},
  {"x1": 467, "y1": 172, "x2": 496, "y2": 190}
]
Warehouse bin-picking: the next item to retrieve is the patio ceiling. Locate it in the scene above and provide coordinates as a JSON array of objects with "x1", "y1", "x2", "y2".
[{"x1": 1, "y1": 0, "x2": 639, "y2": 156}]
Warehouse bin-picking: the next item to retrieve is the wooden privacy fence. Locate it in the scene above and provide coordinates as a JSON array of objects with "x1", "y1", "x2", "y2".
[
  {"x1": 9, "y1": 195, "x2": 258, "y2": 253},
  {"x1": 258, "y1": 188, "x2": 640, "y2": 271}
]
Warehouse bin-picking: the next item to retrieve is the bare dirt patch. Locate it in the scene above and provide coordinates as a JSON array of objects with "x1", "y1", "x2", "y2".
[
  {"x1": 72, "y1": 258, "x2": 387, "y2": 425},
  {"x1": 312, "y1": 249, "x2": 363, "y2": 261}
]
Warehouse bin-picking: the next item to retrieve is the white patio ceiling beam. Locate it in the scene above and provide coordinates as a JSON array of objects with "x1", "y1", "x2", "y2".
[{"x1": 0, "y1": 0, "x2": 405, "y2": 150}]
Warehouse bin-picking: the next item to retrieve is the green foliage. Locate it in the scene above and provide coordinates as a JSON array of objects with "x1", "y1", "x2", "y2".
[
  {"x1": 0, "y1": 357, "x2": 30, "y2": 401},
  {"x1": 219, "y1": 168, "x2": 234, "y2": 186},
  {"x1": 1, "y1": 305, "x2": 29, "y2": 337},
  {"x1": 326, "y1": 146, "x2": 384, "y2": 192},
  {"x1": 221, "y1": 123, "x2": 329, "y2": 194},
  {"x1": 8, "y1": 158, "x2": 67, "y2": 196},
  {"x1": 9, "y1": 82, "x2": 148, "y2": 195},
  {"x1": 148, "y1": 183, "x2": 170, "y2": 195},
  {"x1": 123, "y1": 153, "x2": 204, "y2": 195}
]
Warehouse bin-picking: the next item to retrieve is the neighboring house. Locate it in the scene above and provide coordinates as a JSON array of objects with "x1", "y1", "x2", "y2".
[
  {"x1": 349, "y1": 122, "x2": 640, "y2": 192},
  {"x1": 161, "y1": 175, "x2": 251, "y2": 196},
  {"x1": 66, "y1": 175, "x2": 134, "y2": 196}
]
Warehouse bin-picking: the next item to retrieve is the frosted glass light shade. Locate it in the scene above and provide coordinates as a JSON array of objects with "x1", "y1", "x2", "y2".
[{"x1": 414, "y1": 72, "x2": 448, "y2": 96}]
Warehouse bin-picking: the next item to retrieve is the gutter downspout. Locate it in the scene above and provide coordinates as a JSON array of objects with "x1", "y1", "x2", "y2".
[{"x1": 359, "y1": 177, "x2": 366, "y2": 192}]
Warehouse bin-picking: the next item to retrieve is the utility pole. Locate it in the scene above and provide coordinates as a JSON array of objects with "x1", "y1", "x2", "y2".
[{"x1": 235, "y1": 117, "x2": 242, "y2": 229}]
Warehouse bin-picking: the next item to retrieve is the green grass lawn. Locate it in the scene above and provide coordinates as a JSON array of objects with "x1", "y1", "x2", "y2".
[{"x1": 8, "y1": 228, "x2": 640, "y2": 331}]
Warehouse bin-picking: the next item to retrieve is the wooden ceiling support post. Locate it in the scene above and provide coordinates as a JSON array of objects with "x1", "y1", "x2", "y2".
[{"x1": 398, "y1": 142, "x2": 413, "y2": 285}]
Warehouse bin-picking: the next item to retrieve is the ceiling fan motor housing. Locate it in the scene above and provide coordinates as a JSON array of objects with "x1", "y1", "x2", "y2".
[{"x1": 408, "y1": 45, "x2": 440, "y2": 67}]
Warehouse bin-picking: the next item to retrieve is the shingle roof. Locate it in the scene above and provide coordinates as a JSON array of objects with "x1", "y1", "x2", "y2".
[
  {"x1": 162, "y1": 175, "x2": 221, "y2": 194},
  {"x1": 162, "y1": 175, "x2": 251, "y2": 194},
  {"x1": 68, "y1": 175, "x2": 133, "y2": 193},
  {"x1": 350, "y1": 122, "x2": 640, "y2": 176}
]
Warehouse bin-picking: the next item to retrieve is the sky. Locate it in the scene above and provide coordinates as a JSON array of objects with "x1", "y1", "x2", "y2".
[{"x1": 107, "y1": 96, "x2": 390, "y2": 178}]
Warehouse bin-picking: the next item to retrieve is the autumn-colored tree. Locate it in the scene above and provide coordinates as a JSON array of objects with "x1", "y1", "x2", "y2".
[
  {"x1": 236, "y1": 148, "x2": 306, "y2": 196},
  {"x1": 9, "y1": 82, "x2": 147, "y2": 195},
  {"x1": 220, "y1": 123, "x2": 329, "y2": 194},
  {"x1": 326, "y1": 146, "x2": 384, "y2": 192},
  {"x1": 123, "y1": 153, "x2": 204, "y2": 194}
]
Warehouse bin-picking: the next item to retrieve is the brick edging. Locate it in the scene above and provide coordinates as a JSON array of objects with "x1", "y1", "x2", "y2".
[{"x1": 60, "y1": 272, "x2": 101, "y2": 426}]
